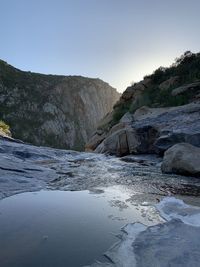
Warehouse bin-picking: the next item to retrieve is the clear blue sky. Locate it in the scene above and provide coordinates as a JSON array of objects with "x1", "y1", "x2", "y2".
[{"x1": 0, "y1": 0, "x2": 200, "y2": 92}]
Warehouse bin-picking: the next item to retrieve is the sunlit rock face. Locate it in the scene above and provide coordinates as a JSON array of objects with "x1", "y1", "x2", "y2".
[{"x1": 0, "y1": 60, "x2": 120, "y2": 150}]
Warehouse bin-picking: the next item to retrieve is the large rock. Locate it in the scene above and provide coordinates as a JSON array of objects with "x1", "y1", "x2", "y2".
[
  {"x1": 0, "y1": 60, "x2": 120, "y2": 150},
  {"x1": 85, "y1": 112, "x2": 134, "y2": 153},
  {"x1": 161, "y1": 143, "x2": 200, "y2": 176},
  {"x1": 171, "y1": 81, "x2": 200, "y2": 97},
  {"x1": 95, "y1": 127, "x2": 140, "y2": 156},
  {"x1": 154, "y1": 131, "x2": 200, "y2": 155},
  {"x1": 133, "y1": 106, "x2": 170, "y2": 121},
  {"x1": 113, "y1": 78, "x2": 152, "y2": 108},
  {"x1": 94, "y1": 102, "x2": 200, "y2": 156},
  {"x1": 85, "y1": 132, "x2": 106, "y2": 152},
  {"x1": 95, "y1": 124, "x2": 158, "y2": 156},
  {"x1": 133, "y1": 103, "x2": 200, "y2": 154},
  {"x1": 159, "y1": 76, "x2": 179, "y2": 91}
]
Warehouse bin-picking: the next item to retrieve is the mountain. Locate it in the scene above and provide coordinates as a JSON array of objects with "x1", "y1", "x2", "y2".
[{"x1": 0, "y1": 60, "x2": 120, "y2": 150}]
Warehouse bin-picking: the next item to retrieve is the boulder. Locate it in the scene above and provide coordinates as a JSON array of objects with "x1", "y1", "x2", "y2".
[
  {"x1": 154, "y1": 132, "x2": 200, "y2": 155},
  {"x1": 94, "y1": 124, "x2": 158, "y2": 156},
  {"x1": 133, "y1": 106, "x2": 170, "y2": 121},
  {"x1": 135, "y1": 125, "x2": 159, "y2": 153},
  {"x1": 120, "y1": 82, "x2": 145, "y2": 101},
  {"x1": 114, "y1": 79, "x2": 152, "y2": 108},
  {"x1": 134, "y1": 103, "x2": 200, "y2": 154},
  {"x1": 161, "y1": 143, "x2": 200, "y2": 176},
  {"x1": 159, "y1": 76, "x2": 179, "y2": 91},
  {"x1": 95, "y1": 127, "x2": 140, "y2": 156},
  {"x1": 120, "y1": 112, "x2": 134, "y2": 124},
  {"x1": 85, "y1": 132, "x2": 106, "y2": 152},
  {"x1": 171, "y1": 81, "x2": 200, "y2": 96},
  {"x1": 107, "y1": 122, "x2": 126, "y2": 136}
]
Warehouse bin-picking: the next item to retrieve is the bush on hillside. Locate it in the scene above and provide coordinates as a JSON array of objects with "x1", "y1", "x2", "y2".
[{"x1": 112, "y1": 51, "x2": 200, "y2": 124}]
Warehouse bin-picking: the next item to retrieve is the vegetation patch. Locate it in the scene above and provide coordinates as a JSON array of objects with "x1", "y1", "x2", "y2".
[{"x1": 0, "y1": 120, "x2": 11, "y2": 136}]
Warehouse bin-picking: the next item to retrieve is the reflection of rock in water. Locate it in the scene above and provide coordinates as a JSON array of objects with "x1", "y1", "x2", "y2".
[{"x1": 87, "y1": 197, "x2": 200, "y2": 267}]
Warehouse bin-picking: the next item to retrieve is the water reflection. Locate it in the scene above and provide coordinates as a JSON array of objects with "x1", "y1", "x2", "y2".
[{"x1": 0, "y1": 187, "x2": 160, "y2": 267}]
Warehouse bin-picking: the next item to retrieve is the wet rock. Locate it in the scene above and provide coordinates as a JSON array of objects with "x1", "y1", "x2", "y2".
[
  {"x1": 120, "y1": 154, "x2": 161, "y2": 166},
  {"x1": 134, "y1": 220, "x2": 200, "y2": 267},
  {"x1": 1, "y1": 137, "x2": 200, "y2": 201},
  {"x1": 161, "y1": 143, "x2": 200, "y2": 176}
]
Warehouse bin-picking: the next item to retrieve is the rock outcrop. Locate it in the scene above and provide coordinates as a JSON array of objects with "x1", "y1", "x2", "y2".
[
  {"x1": 87, "y1": 52, "x2": 200, "y2": 157},
  {"x1": 161, "y1": 143, "x2": 200, "y2": 176},
  {"x1": 89, "y1": 102, "x2": 200, "y2": 156},
  {"x1": 159, "y1": 76, "x2": 179, "y2": 91},
  {"x1": 171, "y1": 81, "x2": 200, "y2": 97},
  {"x1": 0, "y1": 60, "x2": 120, "y2": 150}
]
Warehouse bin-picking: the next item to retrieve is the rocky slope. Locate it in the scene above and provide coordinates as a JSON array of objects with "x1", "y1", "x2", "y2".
[
  {"x1": 86, "y1": 51, "x2": 200, "y2": 176},
  {"x1": 0, "y1": 60, "x2": 119, "y2": 150}
]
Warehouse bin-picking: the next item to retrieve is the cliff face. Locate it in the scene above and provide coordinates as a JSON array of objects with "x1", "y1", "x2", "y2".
[{"x1": 0, "y1": 60, "x2": 120, "y2": 150}]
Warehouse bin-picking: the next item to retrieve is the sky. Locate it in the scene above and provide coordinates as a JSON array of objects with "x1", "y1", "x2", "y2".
[{"x1": 0, "y1": 0, "x2": 200, "y2": 92}]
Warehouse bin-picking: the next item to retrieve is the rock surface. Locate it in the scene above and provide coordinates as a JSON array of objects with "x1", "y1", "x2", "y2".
[
  {"x1": 93, "y1": 103, "x2": 200, "y2": 156},
  {"x1": 158, "y1": 76, "x2": 179, "y2": 91},
  {"x1": 1, "y1": 138, "x2": 200, "y2": 200},
  {"x1": 87, "y1": 52, "x2": 200, "y2": 156},
  {"x1": 0, "y1": 60, "x2": 120, "y2": 150},
  {"x1": 161, "y1": 143, "x2": 200, "y2": 176},
  {"x1": 171, "y1": 81, "x2": 200, "y2": 96}
]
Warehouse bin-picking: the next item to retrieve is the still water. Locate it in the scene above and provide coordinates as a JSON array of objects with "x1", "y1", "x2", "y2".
[{"x1": 0, "y1": 187, "x2": 158, "y2": 267}]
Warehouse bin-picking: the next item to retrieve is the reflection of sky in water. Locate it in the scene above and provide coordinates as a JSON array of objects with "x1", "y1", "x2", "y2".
[
  {"x1": 93, "y1": 197, "x2": 200, "y2": 267},
  {"x1": 0, "y1": 187, "x2": 160, "y2": 267}
]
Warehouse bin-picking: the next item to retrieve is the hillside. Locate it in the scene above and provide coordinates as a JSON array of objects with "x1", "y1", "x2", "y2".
[
  {"x1": 112, "y1": 51, "x2": 200, "y2": 126},
  {"x1": 86, "y1": 51, "x2": 200, "y2": 160},
  {"x1": 0, "y1": 60, "x2": 120, "y2": 150}
]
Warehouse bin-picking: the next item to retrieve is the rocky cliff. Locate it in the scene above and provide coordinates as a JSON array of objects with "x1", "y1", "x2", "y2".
[
  {"x1": 86, "y1": 51, "x2": 200, "y2": 173},
  {"x1": 0, "y1": 60, "x2": 120, "y2": 150}
]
